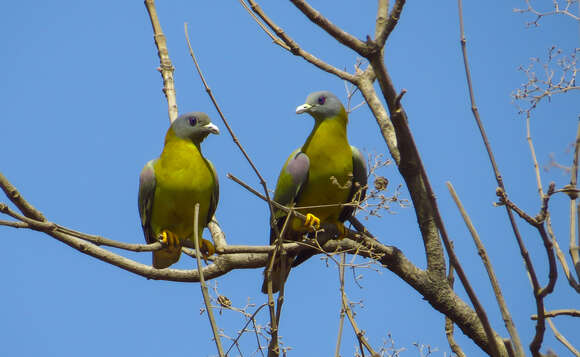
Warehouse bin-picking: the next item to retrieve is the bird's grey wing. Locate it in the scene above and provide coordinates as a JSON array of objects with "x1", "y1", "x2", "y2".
[
  {"x1": 270, "y1": 148, "x2": 310, "y2": 243},
  {"x1": 339, "y1": 146, "x2": 368, "y2": 222},
  {"x1": 206, "y1": 159, "x2": 219, "y2": 226},
  {"x1": 138, "y1": 159, "x2": 157, "y2": 244}
]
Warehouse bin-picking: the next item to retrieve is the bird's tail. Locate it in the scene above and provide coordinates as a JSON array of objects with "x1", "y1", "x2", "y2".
[
  {"x1": 261, "y1": 225, "x2": 294, "y2": 294},
  {"x1": 261, "y1": 254, "x2": 293, "y2": 294}
]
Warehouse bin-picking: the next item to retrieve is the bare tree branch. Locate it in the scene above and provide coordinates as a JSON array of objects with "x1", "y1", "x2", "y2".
[
  {"x1": 144, "y1": 0, "x2": 178, "y2": 122},
  {"x1": 242, "y1": 0, "x2": 355, "y2": 82},
  {"x1": 546, "y1": 318, "x2": 580, "y2": 357},
  {"x1": 447, "y1": 182, "x2": 524, "y2": 357},
  {"x1": 457, "y1": 1, "x2": 554, "y2": 354},
  {"x1": 444, "y1": 244, "x2": 467, "y2": 357},
  {"x1": 289, "y1": 0, "x2": 370, "y2": 56},
  {"x1": 531, "y1": 309, "x2": 580, "y2": 319},
  {"x1": 375, "y1": 0, "x2": 405, "y2": 47},
  {"x1": 514, "y1": 0, "x2": 580, "y2": 26},
  {"x1": 0, "y1": 172, "x2": 45, "y2": 221},
  {"x1": 194, "y1": 203, "x2": 225, "y2": 356},
  {"x1": 570, "y1": 120, "x2": 580, "y2": 281}
]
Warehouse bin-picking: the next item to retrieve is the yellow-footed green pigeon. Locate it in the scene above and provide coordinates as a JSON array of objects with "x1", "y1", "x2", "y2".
[
  {"x1": 262, "y1": 91, "x2": 367, "y2": 293},
  {"x1": 138, "y1": 112, "x2": 220, "y2": 269}
]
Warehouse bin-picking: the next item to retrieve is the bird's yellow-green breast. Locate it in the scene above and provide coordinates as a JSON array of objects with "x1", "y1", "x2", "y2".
[
  {"x1": 139, "y1": 111, "x2": 219, "y2": 269},
  {"x1": 151, "y1": 129, "x2": 215, "y2": 242},
  {"x1": 292, "y1": 107, "x2": 353, "y2": 231}
]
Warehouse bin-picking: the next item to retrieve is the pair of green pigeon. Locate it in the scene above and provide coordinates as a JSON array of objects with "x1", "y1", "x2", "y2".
[{"x1": 138, "y1": 91, "x2": 367, "y2": 293}]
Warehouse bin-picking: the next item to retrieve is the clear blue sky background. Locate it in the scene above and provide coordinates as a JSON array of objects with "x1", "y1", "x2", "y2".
[{"x1": 1, "y1": 1, "x2": 578, "y2": 356}]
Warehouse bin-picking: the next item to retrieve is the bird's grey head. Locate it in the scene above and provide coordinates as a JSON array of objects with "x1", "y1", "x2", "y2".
[
  {"x1": 170, "y1": 112, "x2": 220, "y2": 143},
  {"x1": 295, "y1": 91, "x2": 344, "y2": 120}
]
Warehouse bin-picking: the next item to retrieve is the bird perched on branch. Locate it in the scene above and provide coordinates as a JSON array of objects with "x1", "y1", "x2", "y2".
[
  {"x1": 138, "y1": 112, "x2": 220, "y2": 269},
  {"x1": 262, "y1": 91, "x2": 367, "y2": 294}
]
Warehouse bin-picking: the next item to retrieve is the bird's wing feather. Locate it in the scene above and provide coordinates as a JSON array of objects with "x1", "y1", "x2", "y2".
[
  {"x1": 273, "y1": 148, "x2": 310, "y2": 208},
  {"x1": 138, "y1": 159, "x2": 157, "y2": 244},
  {"x1": 269, "y1": 149, "x2": 310, "y2": 244},
  {"x1": 339, "y1": 146, "x2": 368, "y2": 222},
  {"x1": 206, "y1": 159, "x2": 219, "y2": 225}
]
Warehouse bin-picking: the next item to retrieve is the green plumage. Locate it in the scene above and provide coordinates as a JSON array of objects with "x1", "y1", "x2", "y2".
[
  {"x1": 262, "y1": 91, "x2": 367, "y2": 293},
  {"x1": 139, "y1": 112, "x2": 219, "y2": 269}
]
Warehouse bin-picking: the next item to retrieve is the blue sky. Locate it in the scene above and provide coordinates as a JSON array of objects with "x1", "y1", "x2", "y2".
[{"x1": 1, "y1": 1, "x2": 578, "y2": 356}]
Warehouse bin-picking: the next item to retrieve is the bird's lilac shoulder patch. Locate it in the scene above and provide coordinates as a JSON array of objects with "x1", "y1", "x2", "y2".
[{"x1": 285, "y1": 152, "x2": 309, "y2": 186}]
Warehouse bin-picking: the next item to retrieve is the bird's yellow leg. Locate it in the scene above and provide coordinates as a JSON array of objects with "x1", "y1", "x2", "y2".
[
  {"x1": 336, "y1": 222, "x2": 347, "y2": 239},
  {"x1": 304, "y1": 213, "x2": 321, "y2": 230},
  {"x1": 199, "y1": 238, "x2": 215, "y2": 260},
  {"x1": 158, "y1": 230, "x2": 181, "y2": 253}
]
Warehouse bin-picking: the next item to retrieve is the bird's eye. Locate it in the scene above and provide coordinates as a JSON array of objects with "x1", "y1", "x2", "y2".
[
  {"x1": 318, "y1": 96, "x2": 326, "y2": 105},
  {"x1": 189, "y1": 117, "x2": 197, "y2": 126}
]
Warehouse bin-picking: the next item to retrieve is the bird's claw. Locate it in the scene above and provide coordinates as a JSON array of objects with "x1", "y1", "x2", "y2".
[
  {"x1": 200, "y1": 238, "x2": 215, "y2": 263},
  {"x1": 158, "y1": 230, "x2": 181, "y2": 254},
  {"x1": 304, "y1": 213, "x2": 321, "y2": 230}
]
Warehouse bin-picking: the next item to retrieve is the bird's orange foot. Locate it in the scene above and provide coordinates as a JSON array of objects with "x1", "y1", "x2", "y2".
[
  {"x1": 199, "y1": 238, "x2": 215, "y2": 261},
  {"x1": 304, "y1": 213, "x2": 321, "y2": 230},
  {"x1": 158, "y1": 230, "x2": 181, "y2": 253}
]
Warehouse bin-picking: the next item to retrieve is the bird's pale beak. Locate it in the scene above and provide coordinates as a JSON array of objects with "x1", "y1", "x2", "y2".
[
  {"x1": 204, "y1": 122, "x2": 220, "y2": 134},
  {"x1": 295, "y1": 103, "x2": 312, "y2": 114}
]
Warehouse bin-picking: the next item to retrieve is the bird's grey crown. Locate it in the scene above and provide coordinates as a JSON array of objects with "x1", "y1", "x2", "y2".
[
  {"x1": 171, "y1": 111, "x2": 213, "y2": 142},
  {"x1": 304, "y1": 90, "x2": 343, "y2": 119}
]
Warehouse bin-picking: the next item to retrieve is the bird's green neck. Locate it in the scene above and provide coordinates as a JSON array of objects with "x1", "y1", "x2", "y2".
[
  {"x1": 160, "y1": 128, "x2": 204, "y2": 166},
  {"x1": 302, "y1": 109, "x2": 348, "y2": 152},
  {"x1": 164, "y1": 127, "x2": 202, "y2": 152}
]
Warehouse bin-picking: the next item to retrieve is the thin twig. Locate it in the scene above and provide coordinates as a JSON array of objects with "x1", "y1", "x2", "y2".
[
  {"x1": 56, "y1": 224, "x2": 164, "y2": 252},
  {"x1": 289, "y1": 0, "x2": 368, "y2": 55},
  {"x1": 0, "y1": 172, "x2": 45, "y2": 221},
  {"x1": 526, "y1": 113, "x2": 545, "y2": 199},
  {"x1": 546, "y1": 318, "x2": 580, "y2": 356},
  {"x1": 570, "y1": 120, "x2": 580, "y2": 280},
  {"x1": 238, "y1": 0, "x2": 290, "y2": 50},
  {"x1": 194, "y1": 203, "x2": 225, "y2": 357},
  {"x1": 184, "y1": 22, "x2": 282, "y2": 252},
  {"x1": 531, "y1": 309, "x2": 580, "y2": 319},
  {"x1": 225, "y1": 303, "x2": 269, "y2": 356},
  {"x1": 445, "y1": 244, "x2": 466, "y2": 357},
  {"x1": 144, "y1": 0, "x2": 178, "y2": 122},
  {"x1": 547, "y1": 216, "x2": 580, "y2": 292},
  {"x1": 334, "y1": 253, "x2": 347, "y2": 357},
  {"x1": 242, "y1": 0, "x2": 355, "y2": 82},
  {"x1": 341, "y1": 285, "x2": 378, "y2": 356},
  {"x1": 447, "y1": 182, "x2": 524, "y2": 357},
  {"x1": 267, "y1": 211, "x2": 294, "y2": 357}
]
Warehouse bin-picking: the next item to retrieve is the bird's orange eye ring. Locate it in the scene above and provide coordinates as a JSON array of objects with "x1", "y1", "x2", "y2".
[
  {"x1": 318, "y1": 96, "x2": 326, "y2": 105},
  {"x1": 189, "y1": 117, "x2": 197, "y2": 126}
]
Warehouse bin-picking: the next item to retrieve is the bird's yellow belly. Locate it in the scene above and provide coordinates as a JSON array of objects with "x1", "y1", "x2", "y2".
[
  {"x1": 294, "y1": 149, "x2": 353, "y2": 229},
  {"x1": 152, "y1": 166, "x2": 213, "y2": 241}
]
